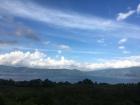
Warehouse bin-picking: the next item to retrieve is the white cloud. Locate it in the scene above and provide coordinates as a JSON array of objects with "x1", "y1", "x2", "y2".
[
  {"x1": 118, "y1": 45, "x2": 130, "y2": 54},
  {"x1": 137, "y1": 4, "x2": 140, "y2": 14},
  {"x1": 118, "y1": 46, "x2": 125, "y2": 50},
  {"x1": 0, "y1": 0, "x2": 116, "y2": 31},
  {"x1": 0, "y1": 50, "x2": 75, "y2": 69},
  {"x1": 84, "y1": 58, "x2": 140, "y2": 70},
  {"x1": 118, "y1": 39, "x2": 129, "y2": 54},
  {"x1": 0, "y1": 0, "x2": 140, "y2": 40},
  {"x1": 116, "y1": 10, "x2": 135, "y2": 21},
  {"x1": 116, "y1": 3, "x2": 140, "y2": 21},
  {"x1": 57, "y1": 44, "x2": 71, "y2": 50},
  {"x1": 0, "y1": 50, "x2": 140, "y2": 71},
  {"x1": 118, "y1": 38, "x2": 127, "y2": 44}
]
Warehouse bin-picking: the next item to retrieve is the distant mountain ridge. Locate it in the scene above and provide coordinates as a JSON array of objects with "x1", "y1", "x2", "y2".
[
  {"x1": 87, "y1": 67, "x2": 140, "y2": 78},
  {"x1": 0, "y1": 65, "x2": 140, "y2": 83}
]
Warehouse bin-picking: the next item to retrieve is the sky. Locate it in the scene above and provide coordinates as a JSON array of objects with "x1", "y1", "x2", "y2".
[{"x1": 0, "y1": 0, "x2": 140, "y2": 70}]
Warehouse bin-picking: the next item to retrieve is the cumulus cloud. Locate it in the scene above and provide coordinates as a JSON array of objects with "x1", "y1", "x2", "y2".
[
  {"x1": 116, "y1": 10, "x2": 135, "y2": 21},
  {"x1": 137, "y1": 4, "x2": 140, "y2": 14},
  {"x1": 0, "y1": 50, "x2": 75, "y2": 69},
  {"x1": 0, "y1": 50, "x2": 140, "y2": 71}
]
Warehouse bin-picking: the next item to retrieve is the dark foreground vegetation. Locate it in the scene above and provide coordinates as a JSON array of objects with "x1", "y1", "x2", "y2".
[{"x1": 0, "y1": 79, "x2": 140, "y2": 105}]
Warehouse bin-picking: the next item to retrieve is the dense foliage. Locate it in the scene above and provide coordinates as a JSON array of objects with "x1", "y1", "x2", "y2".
[{"x1": 0, "y1": 79, "x2": 140, "y2": 105}]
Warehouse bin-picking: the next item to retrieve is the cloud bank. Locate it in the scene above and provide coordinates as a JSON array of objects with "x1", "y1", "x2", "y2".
[
  {"x1": 0, "y1": 50, "x2": 75, "y2": 69},
  {"x1": 0, "y1": 50, "x2": 140, "y2": 71}
]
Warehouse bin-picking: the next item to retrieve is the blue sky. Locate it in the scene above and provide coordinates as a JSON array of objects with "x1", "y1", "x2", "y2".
[{"x1": 0, "y1": 0, "x2": 140, "y2": 70}]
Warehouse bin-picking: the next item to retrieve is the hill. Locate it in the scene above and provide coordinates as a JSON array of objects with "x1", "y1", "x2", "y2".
[{"x1": 0, "y1": 65, "x2": 140, "y2": 83}]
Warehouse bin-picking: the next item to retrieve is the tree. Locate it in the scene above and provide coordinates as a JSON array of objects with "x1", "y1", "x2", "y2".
[{"x1": 77, "y1": 79, "x2": 94, "y2": 85}]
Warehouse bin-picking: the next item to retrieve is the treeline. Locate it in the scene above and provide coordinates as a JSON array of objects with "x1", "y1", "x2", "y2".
[
  {"x1": 0, "y1": 78, "x2": 140, "y2": 87},
  {"x1": 0, "y1": 79, "x2": 98, "y2": 87},
  {"x1": 0, "y1": 79, "x2": 140, "y2": 105}
]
